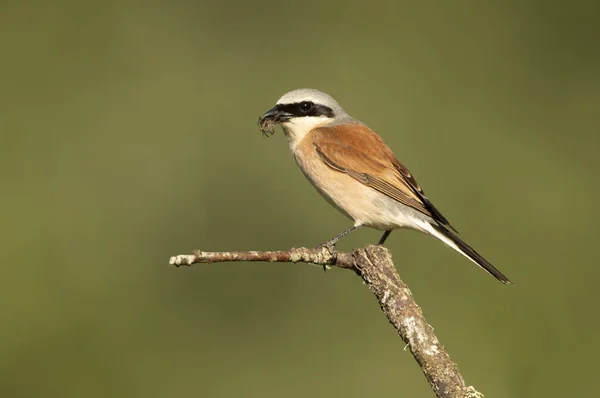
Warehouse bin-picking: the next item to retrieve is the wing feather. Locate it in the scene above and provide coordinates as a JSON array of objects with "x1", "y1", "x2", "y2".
[{"x1": 312, "y1": 124, "x2": 456, "y2": 231}]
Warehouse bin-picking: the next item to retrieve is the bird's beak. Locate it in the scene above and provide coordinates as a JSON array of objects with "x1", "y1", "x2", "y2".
[{"x1": 258, "y1": 105, "x2": 292, "y2": 136}]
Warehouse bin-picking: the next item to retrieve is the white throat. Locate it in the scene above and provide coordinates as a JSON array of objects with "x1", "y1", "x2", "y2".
[{"x1": 281, "y1": 116, "x2": 332, "y2": 152}]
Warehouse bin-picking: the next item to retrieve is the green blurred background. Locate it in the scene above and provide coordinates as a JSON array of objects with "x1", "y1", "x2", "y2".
[{"x1": 1, "y1": 0, "x2": 599, "y2": 396}]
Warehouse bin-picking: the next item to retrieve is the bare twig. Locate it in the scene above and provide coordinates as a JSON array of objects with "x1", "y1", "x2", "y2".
[{"x1": 169, "y1": 245, "x2": 483, "y2": 398}]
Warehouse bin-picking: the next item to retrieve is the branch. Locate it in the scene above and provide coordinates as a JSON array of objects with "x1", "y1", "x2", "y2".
[{"x1": 169, "y1": 245, "x2": 483, "y2": 398}]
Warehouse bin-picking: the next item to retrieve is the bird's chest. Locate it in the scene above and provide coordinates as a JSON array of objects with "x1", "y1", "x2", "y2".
[
  {"x1": 292, "y1": 135, "x2": 365, "y2": 220},
  {"x1": 292, "y1": 136, "x2": 333, "y2": 196}
]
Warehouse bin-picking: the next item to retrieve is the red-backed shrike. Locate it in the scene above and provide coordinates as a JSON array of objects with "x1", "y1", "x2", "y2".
[{"x1": 258, "y1": 88, "x2": 511, "y2": 284}]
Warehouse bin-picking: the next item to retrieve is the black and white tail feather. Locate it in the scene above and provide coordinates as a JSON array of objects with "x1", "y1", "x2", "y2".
[{"x1": 427, "y1": 223, "x2": 512, "y2": 284}]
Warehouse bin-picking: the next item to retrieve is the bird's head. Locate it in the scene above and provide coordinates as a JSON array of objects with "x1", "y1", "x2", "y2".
[{"x1": 258, "y1": 89, "x2": 347, "y2": 145}]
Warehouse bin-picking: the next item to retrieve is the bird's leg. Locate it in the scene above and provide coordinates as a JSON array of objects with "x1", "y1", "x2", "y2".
[
  {"x1": 378, "y1": 230, "x2": 392, "y2": 245},
  {"x1": 317, "y1": 225, "x2": 359, "y2": 271},
  {"x1": 318, "y1": 225, "x2": 359, "y2": 248}
]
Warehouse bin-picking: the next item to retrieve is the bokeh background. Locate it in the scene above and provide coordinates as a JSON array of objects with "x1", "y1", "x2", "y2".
[{"x1": 2, "y1": 0, "x2": 599, "y2": 397}]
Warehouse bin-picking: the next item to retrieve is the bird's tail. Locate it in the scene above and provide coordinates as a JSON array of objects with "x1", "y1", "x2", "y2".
[{"x1": 424, "y1": 223, "x2": 512, "y2": 284}]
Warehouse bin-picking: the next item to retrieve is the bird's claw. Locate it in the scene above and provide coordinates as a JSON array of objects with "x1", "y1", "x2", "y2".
[{"x1": 316, "y1": 240, "x2": 337, "y2": 272}]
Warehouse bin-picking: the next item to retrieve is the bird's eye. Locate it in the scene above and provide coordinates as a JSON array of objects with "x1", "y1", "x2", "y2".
[{"x1": 299, "y1": 101, "x2": 313, "y2": 113}]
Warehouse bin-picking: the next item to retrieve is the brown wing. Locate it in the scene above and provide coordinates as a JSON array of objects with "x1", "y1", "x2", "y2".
[{"x1": 312, "y1": 124, "x2": 455, "y2": 230}]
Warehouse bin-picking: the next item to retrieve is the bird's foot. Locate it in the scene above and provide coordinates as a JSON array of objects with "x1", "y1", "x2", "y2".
[
  {"x1": 316, "y1": 239, "x2": 338, "y2": 272},
  {"x1": 317, "y1": 238, "x2": 337, "y2": 249}
]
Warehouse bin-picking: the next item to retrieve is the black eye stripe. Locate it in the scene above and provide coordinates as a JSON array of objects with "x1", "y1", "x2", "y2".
[{"x1": 276, "y1": 102, "x2": 335, "y2": 118}]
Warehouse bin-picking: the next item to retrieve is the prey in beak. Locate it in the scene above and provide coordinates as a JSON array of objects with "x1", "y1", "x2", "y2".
[{"x1": 258, "y1": 105, "x2": 292, "y2": 137}]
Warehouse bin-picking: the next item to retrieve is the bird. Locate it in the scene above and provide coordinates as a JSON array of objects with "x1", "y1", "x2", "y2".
[{"x1": 258, "y1": 88, "x2": 511, "y2": 284}]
